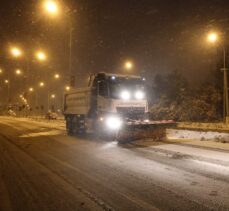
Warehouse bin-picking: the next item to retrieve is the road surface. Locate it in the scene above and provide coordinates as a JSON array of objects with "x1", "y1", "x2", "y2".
[{"x1": 0, "y1": 117, "x2": 229, "y2": 211}]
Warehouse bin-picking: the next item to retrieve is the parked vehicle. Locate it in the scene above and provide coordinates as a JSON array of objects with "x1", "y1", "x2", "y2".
[{"x1": 45, "y1": 112, "x2": 58, "y2": 120}]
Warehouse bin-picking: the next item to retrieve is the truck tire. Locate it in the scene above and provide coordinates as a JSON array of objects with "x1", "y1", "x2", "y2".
[
  {"x1": 72, "y1": 115, "x2": 86, "y2": 136},
  {"x1": 66, "y1": 116, "x2": 73, "y2": 136}
]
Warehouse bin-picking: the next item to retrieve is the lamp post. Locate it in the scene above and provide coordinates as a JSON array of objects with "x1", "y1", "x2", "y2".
[
  {"x1": 10, "y1": 46, "x2": 27, "y2": 98},
  {"x1": 4, "y1": 79, "x2": 10, "y2": 103},
  {"x1": 207, "y1": 32, "x2": 229, "y2": 122},
  {"x1": 15, "y1": 68, "x2": 24, "y2": 95},
  {"x1": 28, "y1": 87, "x2": 36, "y2": 114},
  {"x1": 43, "y1": 0, "x2": 75, "y2": 87},
  {"x1": 47, "y1": 93, "x2": 56, "y2": 112},
  {"x1": 38, "y1": 81, "x2": 46, "y2": 114},
  {"x1": 222, "y1": 47, "x2": 228, "y2": 122}
]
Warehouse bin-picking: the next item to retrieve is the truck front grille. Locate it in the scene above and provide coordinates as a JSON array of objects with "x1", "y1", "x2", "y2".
[{"x1": 116, "y1": 107, "x2": 145, "y2": 115}]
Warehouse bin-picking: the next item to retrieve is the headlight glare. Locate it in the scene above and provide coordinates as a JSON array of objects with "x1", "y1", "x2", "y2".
[
  {"x1": 135, "y1": 91, "x2": 145, "y2": 99},
  {"x1": 105, "y1": 116, "x2": 122, "y2": 130},
  {"x1": 120, "y1": 90, "x2": 130, "y2": 100}
]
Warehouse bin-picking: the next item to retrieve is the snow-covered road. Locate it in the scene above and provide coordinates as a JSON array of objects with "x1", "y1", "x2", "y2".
[{"x1": 0, "y1": 117, "x2": 229, "y2": 211}]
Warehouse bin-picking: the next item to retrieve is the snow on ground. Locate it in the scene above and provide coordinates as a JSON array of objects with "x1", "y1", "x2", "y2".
[
  {"x1": 167, "y1": 129, "x2": 229, "y2": 142},
  {"x1": 166, "y1": 129, "x2": 229, "y2": 151},
  {"x1": 19, "y1": 130, "x2": 63, "y2": 138},
  {"x1": 16, "y1": 117, "x2": 65, "y2": 130},
  {"x1": 152, "y1": 143, "x2": 229, "y2": 163}
]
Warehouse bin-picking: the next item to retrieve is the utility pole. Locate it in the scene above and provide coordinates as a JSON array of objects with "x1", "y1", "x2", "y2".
[
  {"x1": 69, "y1": 11, "x2": 75, "y2": 88},
  {"x1": 7, "y1": 73, "x2": 11, "y2": 104},
  {"x1": 69, "y1": 26, "x2": 73, "y2": 83},
  {"x1": 47, "y1": 90, "x2": 50, "y2": 112},
  {"x1": 7, "y1": 82, "x2": 10, "y2": 103},
  {"x1": 222, "y1": 47, "x2": 229, "y2": 123}
]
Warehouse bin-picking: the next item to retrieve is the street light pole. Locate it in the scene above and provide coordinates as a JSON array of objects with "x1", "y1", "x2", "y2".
[
  {"x1": 7, "y1": 81, "x2": 10, "y2": 103},
  {"x1": 222, "y1": 47, "x2": 229, "y2": 123},
  {"x1": 47, "y1": 90, "x2": 50, "y2": 112},
  {"x1": 67, "y1": 7, "x2": 75, "y2": 88},
  {"x1": 42, "y1": 1, "x2": 75, "y2": 87},
  {"x1": 207, "y1": 32, "x2": 229, "y2": 123},
  {"x1": 35, "y1": 91, "x2": 39, "y2": 116},
  {"x1": 6, "y1": 77, "x2": 11, "y2": 104},
  {"x1": 69, "y1": 22, "x2": 74, "y2": 87}
]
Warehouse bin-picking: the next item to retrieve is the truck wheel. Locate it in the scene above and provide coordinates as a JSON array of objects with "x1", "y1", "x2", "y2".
[
  {"x1": 72, "y1": 115, "x2": 86, "y2": 137},
  {"x1": 66, "y1": 117, "x2": 73, "y2": 136}
]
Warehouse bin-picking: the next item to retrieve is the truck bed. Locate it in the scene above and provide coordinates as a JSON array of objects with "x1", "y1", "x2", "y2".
[{"x1": 64, "y1": 88, "x2": 92, "y2": 115}]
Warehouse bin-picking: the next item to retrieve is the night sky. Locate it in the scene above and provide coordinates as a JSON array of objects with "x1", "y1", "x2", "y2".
[{"x1": 1, "y1": 0, "x2": 229, "y2": 89}]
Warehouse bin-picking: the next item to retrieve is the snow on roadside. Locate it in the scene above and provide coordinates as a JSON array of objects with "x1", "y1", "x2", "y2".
[
  {"x1": 167, "y1": 129, "x2": 229, "y2": 143},
  {"x1": 22, "y1": 117, "x2": 66, "y2": 130},
  {"x1": 174, "y1": 122, "x2": 229, "y2": 143},
  {"x1": 153, "y1": 143, "x2": 229, "y2": 163},
  {"x1": 1, "y1": 116, "x2": 65, "y2": 131}
]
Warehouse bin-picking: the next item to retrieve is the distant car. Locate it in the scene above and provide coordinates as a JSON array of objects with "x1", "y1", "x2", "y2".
[
  {"x1": 8, "y1": 109, "x2": 16, "y2": 117},
  {"x1": 45, "y1": 112, "x2": 58, "y2": 120}
]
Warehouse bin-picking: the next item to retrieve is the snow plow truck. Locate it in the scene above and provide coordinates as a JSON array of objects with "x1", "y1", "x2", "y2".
[{"x1": 63, "y1": 72, "x2": 175, "y2": 142}]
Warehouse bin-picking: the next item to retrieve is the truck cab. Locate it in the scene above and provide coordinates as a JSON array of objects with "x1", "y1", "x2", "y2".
[{"x1": 89, "y1": 73, "x2": 148, "y2": 119}]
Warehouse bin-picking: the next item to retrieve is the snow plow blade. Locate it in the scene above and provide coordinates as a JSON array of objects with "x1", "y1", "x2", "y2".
[{"x1": 117, "y1": 120, "x2": 176, "y2": 143}]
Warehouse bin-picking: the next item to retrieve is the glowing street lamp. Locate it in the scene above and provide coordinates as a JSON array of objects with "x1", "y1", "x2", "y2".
[
  {"x1": 39, "y1": 82, "x2": 45, "y2": 87},
  {"x1": 29, "y1": 87, "x2": 34, "y2": 92},
  {"x1": 54, "y1": 73, "x2": 60, "y2": 79},
  {"x1": 51, "y1": 94, "x2": 56, "y2": 99},
  {"x1": 124, "y1": 61, "x2": 133, "y2": 70},
  {"x1": 10, "y1": 47, "x2": 22, "y2": 58},
  {"x1": 65, "y1": 86, "x2": 70, "y2": 91},
  {"x1": 0, "y1": 68, "x2": 3, "y2": 74},
  {"x1": 207, "y1": 32, "x2": 218, "y2": 44},
  {"x1": 15, "y1": 69, "x2": 22, "y2": 75},
  {"x1": 43, "y1": 0, "x2": 59, "y2": 16},
  {"x1": 36, "y1": 51, "x2": 47, "y2": 61},
  {"x1": 4, "y1": 79, "x2": 9, "y2": 84}
]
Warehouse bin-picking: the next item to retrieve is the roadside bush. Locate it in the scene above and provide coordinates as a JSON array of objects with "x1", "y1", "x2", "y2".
[{"x1": 150, "y1": 71, "x2": 222, "y2": 122}]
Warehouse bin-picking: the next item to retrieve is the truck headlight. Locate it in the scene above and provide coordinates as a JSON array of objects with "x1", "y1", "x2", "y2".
[
  {"x1": 105, "y1": 116, "x2": 122, "y2": 130},
  {"x1": 120, "y1": 90, "x2": 130, "y2": 100},
  {"x1": 135, "y1": 91, "x2": 145, "y2": 100}
]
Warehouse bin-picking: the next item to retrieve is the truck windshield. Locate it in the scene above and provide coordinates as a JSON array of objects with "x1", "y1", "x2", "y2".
[{"x1": 108, "y1": 77, "x2": 145, "y2": 99}]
